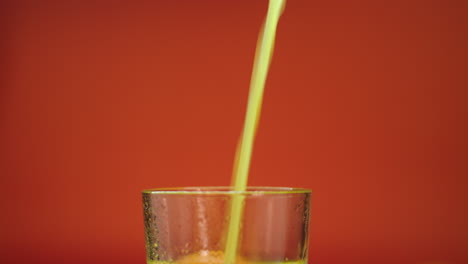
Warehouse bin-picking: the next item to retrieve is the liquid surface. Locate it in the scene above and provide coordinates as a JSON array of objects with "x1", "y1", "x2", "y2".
[{"x1": 147, "y1": 251, "x2": 305, "y2": 264}]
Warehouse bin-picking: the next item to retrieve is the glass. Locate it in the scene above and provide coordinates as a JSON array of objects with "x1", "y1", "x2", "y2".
[{"x1": 142, "y1": 187, "x2": 312, "y2": 264}]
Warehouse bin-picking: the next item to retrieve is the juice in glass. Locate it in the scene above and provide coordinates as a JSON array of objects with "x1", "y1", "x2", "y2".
[{"x1": 142, "y1": 187, "x2": 311, "y2": 264}]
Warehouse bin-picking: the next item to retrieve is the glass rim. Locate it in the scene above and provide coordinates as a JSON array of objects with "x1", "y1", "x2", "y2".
[{"x1": 142, "y1": 186, "x2": 311, "y2": 195}]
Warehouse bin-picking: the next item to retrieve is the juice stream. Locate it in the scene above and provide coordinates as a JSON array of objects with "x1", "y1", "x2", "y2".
[
  {"x1": 147, "y1": 1, "x2": 287, "y2": 264},
  {"x1": 225, "y1": 1, "x2": 286, "y2": 264}
]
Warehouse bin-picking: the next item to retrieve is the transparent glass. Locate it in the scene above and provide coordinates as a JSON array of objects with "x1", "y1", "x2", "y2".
[{"x1": 142, "y1": 187, "x2": 312, "y2": 264}]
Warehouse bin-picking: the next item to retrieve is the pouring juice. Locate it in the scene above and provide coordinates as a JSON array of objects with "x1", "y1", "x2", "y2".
[{"x1": 142, "y1": 2, "x2": 311, "y2": 264}]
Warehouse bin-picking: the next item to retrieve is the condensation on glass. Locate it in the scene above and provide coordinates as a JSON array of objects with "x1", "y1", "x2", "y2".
[{"x1": 142, "y1": 187, "x2": 311, "y2": 264}]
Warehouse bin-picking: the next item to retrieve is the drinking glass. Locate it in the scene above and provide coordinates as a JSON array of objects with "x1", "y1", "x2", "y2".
[{"x1": 142, "y1": 187, "x2": 311, "y2": 264}]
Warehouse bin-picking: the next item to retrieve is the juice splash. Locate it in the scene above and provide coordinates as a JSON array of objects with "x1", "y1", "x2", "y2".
[{"x1": 225, "y1": 1, "x2": 286, "y2": 264}]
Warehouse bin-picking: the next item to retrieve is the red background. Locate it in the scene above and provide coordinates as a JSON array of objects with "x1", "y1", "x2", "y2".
[{"x1": 1, "y1": 0, "x2": 467, "y2": 263}]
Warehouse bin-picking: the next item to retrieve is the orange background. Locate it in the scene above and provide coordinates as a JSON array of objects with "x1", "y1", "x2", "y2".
[{"x1": 1, "y1": 0, "x2": 467, "y2": 263}]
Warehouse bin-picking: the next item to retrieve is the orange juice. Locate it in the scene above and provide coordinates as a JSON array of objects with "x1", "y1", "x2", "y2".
[{"x1": 147, "y1": 251, "x2": 305, "y2": 264}]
